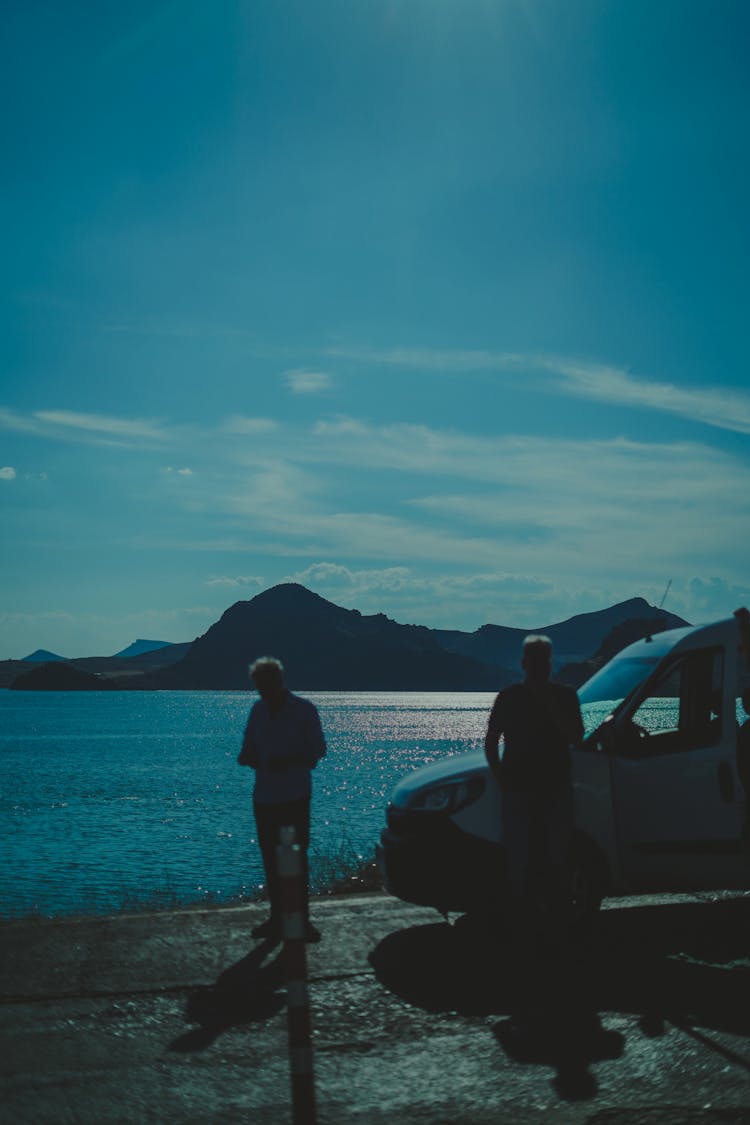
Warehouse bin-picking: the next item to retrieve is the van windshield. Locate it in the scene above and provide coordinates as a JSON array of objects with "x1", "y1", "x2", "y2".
[{"x1": 577, "y1": 655, "x2": 660, "y2": 737}]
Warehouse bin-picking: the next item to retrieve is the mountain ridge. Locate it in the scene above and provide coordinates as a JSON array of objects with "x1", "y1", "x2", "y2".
[
  {"x1": 434, "y1": 596, "x2": 686, "y2": 669},
  {"x1": 154, "y1": 583, "x2": 504, "y2": 690},
  {"x1": 22, "y1": 649, "x2": 68, "y2": 663},
  {"x1": 5, "y1": 583, "x2": 692, "y2": 690},
  {"x1": 150, "y1": 583, "x2": 689, "y2": 691},
  {"x1": 113, "y1": 639, "x2": 174, "y2": 659}
]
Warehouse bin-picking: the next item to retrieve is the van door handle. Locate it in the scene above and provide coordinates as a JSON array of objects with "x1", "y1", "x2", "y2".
[{"x1": 717, "y1": 761, "x2": 734, "y2": 803}]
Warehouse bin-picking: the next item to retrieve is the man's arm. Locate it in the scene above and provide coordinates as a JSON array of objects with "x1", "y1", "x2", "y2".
[
  {"x1": 237, "y1": 711, "x2": 257, "y2": 767},
  {"x1": 306, "y1": 704, "x2": 327, "y2": 766},
  {"x1": 563, "y1": 687, "x2": 585, "y2": 748}
]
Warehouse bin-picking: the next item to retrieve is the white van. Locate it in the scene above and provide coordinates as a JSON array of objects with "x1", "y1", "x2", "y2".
[{"x1": 376, "y1": 610, "x2": 750, "y2": 922}]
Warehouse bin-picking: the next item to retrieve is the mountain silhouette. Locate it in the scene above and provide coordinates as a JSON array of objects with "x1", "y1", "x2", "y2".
[
  {"x1": 435, "y1": 597, "x2": 687, "y2": 670},
  {"x1": 22, "y1": 649, "x2": 68, "y2": 663},
  {"x1": 155, "y1": 583, "x2": 506, "y2": 690},
  {"x1": 113, "y1": 639, "x2": 174, "y2": 659},
  {"x1": 6, "y1": 585, "x2": 692, "y2": 691},
  {"x1": 556, "y1": 615, "x2": 685, "y2": 688}
]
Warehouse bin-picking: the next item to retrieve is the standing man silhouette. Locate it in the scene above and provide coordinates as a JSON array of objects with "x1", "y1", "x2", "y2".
[
  {"x1": 484, "y1": 635, "x2": 584, "y2": 942},
  {"x1": 238, "y1": 657, "x2": 326, "y2": 943}
]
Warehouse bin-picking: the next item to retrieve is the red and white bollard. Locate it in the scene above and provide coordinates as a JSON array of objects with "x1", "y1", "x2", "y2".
[{"x1": 277, "y1": 825, "x2": 317, "y2": 1125}]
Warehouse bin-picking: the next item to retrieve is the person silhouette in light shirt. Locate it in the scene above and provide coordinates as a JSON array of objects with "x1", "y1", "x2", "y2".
[{"x1": 238, "y1": 657, "x2": 326, "y2": 943}]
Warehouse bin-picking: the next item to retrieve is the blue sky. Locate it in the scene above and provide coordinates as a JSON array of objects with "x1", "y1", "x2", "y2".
[{"x1": 1, "y1": 0, "x2": 749, "y2": 658}]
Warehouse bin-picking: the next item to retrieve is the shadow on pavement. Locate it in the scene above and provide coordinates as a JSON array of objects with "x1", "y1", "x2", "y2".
[
  {"x1": 368, "y1": 896, "x2": 750, "y2": 1101},
  {"x1": 169, "y1": 938, "x2": 285, "y2": 1052}
]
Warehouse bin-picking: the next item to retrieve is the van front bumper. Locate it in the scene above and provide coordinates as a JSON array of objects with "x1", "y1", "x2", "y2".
[{"x1": 376, "y1": 805, "x2": 505, "y2": 915}]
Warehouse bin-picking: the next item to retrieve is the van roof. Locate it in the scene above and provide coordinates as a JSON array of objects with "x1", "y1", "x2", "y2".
[{"x1": 618, "y1": 616, "x2": 737, "y2": 662}]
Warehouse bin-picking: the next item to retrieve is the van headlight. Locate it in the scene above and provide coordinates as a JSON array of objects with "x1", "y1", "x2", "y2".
[{"x1": 407, "y1": 776, "x2": 485, "y2": 814}]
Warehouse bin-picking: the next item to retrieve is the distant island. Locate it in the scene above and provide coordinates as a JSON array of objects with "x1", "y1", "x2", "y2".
[
  {"x1": 21, "y1": 649, "x2": 69, "y2": 663},
  {"x1": 10, "y1": 663, "x2": 118, "y2": 692},
  {"x1": 3, "y1": 583, "x2": 688, "y2": 692}
]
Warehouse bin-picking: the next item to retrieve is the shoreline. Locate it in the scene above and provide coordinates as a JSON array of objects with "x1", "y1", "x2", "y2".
[
  {"x1": 0, "y1": 858, "x2": 384, "y2": 928},
  {"x1": 0, "y1": 887, "x2": 385, "y2": 930}
]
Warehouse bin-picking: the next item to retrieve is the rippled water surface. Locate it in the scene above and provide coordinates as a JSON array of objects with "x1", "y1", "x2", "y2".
[{"x1": 1, "y1": 690, "x2": 494, "y2": 918}]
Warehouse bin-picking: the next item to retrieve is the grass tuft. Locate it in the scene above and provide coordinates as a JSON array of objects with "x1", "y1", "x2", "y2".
[{"x1": 309, "y1": 834, "x2": 383, "y2": 896}]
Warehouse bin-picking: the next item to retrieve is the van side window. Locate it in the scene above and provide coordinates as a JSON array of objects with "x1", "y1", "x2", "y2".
[
  {"x1": 626, "y1": 648, "x2": 723, "y2": 756},
  {"x1": 631, "y1": 663, "x2": 681, "y2": 737}
]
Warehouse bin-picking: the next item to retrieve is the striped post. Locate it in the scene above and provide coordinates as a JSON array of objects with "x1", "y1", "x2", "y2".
[{"x1": 277, "y1": 825, "x2": 317, "y2": 1125}]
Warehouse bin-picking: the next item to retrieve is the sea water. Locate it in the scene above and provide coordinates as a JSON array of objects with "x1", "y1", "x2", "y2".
[{"x1": 0, "y1": 690, "x2": 493, "y2": 918}]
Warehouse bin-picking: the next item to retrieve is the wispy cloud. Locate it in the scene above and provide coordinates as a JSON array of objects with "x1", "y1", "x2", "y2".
[
  {"x1": 195, "y1": 416, "x2": 749, "y2": 602},
  {"x1": 34, "y1": 410, "x2": 168, "y2": 441},
  {"x1": 326, "y1": 345, "x2": 518, "y2": 372},
  {"x1": 224, "y1": 415, "x2": 278, "y2": 434},
  {"x1": 284, "y1": 369, "x2": 333, "y2": 394},
  {"x1": 0, "y1": 609, "x2": 75, "y2": 626},
  {"x1": 0, "y1": 408, "x2": 48, "y2": 436},
  {"x1": 222, "y1": 466, "x2": 502, "y2": 566},
  {"x1": 206, "y1": 575, "x2": 264, "y2": 588},
  {"x1": 281, "y1": 562, "x2": 602, "y2": 631},
  {"x1": 312, "y1": 416, "x2": 500, "y2": 477},
  {"x1": 164, "y1": 466, "x2": 194, "y2": 476},
  {"x1": 325, "y1": 345, "x2": 750, "y2": 435},
  {"x1": 287, "y1": 562, "x2": 414, "y2": 592},
  {"x1": 0, "y1": 466, "x2": 17, "y2": 480},
  {"x1": 286, "y1": 562, "x2": 551, "y2": 599},
  {"x1": 547, "y1": 358, "x2": 750, "y2": 436},
  {"x1": 0, "y1": 406, "x2": 172, "y2": 445},
  {"x1": 279, "y1": 563, "x2": 750, "y2": 632},
  {"x1": 686, "y1": 576, "x2": 750, "y2": 620}
]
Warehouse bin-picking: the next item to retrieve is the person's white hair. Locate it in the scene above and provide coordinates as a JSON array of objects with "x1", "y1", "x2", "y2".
[
  {"x1": 249, "y1": 656, "x2": 284, "y2": 677},
  {"x1": 522, "y1": 634, "x2": 552, "y2": 657}
]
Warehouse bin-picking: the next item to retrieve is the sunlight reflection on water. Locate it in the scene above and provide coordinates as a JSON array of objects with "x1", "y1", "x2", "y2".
[{"x1": 0, "y1": 690, "x2": 494, "y2": 918}]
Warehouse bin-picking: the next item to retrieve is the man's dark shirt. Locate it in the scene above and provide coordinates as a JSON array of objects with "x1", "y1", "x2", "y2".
[
  {"x1": 486, "y1": 681, "x2": 584, "y2": 792},
  {"x1": 238, "y1": 690, "x2": 326, "y2": 805}
]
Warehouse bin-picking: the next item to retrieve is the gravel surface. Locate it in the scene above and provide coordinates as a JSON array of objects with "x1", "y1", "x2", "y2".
[{"x1": 1, "y1": 891, "x2": 749, "y2": 1123}]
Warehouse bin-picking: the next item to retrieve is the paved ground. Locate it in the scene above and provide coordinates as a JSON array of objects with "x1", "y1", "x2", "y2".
[{"x1": 1, "y1": 891, "x2": 749, "y2": 1124}]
